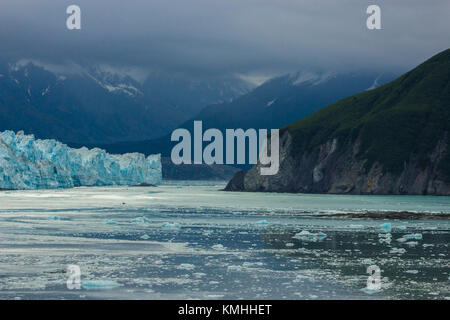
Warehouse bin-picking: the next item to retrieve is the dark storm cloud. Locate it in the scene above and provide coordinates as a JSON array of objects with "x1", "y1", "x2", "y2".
[{"x1": 0, "y1": 0, "x2": 449, "y2": 77}]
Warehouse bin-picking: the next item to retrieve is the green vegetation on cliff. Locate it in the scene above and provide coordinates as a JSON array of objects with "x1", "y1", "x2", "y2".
[{"x1": 285, "y1": 49, "x2": 450, "y2": 179}]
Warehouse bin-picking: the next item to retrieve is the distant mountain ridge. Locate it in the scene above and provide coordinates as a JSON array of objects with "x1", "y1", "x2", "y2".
[
  {"x1": 226, "y1": 49, "x2": 450, "y2": 195},
  {"x1": 0, "y1": 61, "x2": 252, "y2": 144},
  {"x1": 99, "y1": 70, "x2": 397, "y2": 157},
  {"x1": 183, "y1": 70, "x2": 397, "y2": 131}
]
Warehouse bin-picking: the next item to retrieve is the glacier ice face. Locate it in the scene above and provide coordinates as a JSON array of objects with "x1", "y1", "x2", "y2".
[{"x1": 0, "y1": 130, "x2": 161, "y2": 190}]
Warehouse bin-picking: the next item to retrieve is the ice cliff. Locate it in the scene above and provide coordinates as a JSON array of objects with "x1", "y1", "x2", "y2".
[{"x1": 0, "y1": 131, "x2": 162, "y2": 190}]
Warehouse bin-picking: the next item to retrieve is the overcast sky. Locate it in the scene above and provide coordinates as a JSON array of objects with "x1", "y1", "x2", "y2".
[{"x1": 0, "y1": 0, "x2": 449, "y2": 80}]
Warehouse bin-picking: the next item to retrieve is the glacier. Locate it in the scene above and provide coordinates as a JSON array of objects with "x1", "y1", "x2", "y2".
[{"x1": 0, "y1": 130, "x2": 161, "y2": 190}]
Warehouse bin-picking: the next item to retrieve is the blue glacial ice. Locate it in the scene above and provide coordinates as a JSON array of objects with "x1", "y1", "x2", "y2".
[
  {"x1": 403, "y1": 233, "x2": 423, "y2": 240},
  {"x1": 0, "y1": 130, "x2": 161, "y2": 190},
  {"x1": 81, "y1": 280, "x2": 121, "y2": 290},
  {"x1": 162, "y1": 222, "x2": 181, "y2": 230},
  {"x1": 292, "y1": 230, "x2": 327, "y2": 242},
  {"x1": 131, "y1": 216, "x2": 151, "y2": 224},
  {"x1": 380, "y1": 223, "x2": 392, "y2": 233}
]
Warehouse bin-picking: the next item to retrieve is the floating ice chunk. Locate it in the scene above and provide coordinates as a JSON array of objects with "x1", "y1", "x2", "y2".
[
  {"x1": 212, "y1": 244, "x2": 226, "y2": 251},
  {"x1": 349, "y1": 224, "x2": 365, "y2": 229},
  {"x1": 131, "y1": 216, "x2": 150, "y2": 224},
  {"x1": 405, "y1": 270, "x2": 419, "y2": 274},
  {"x1": 294, "y1": 274, "x2": 310, "y2": 282},
  {"x1": 242, "y1": 262, "x2": 264, "y2": 268},
  {"x1": 140, "y1": 234, "x2": 150, "y2": 240},
  {"x1": 395, "y1": 226, "x2": 407, "y2": 230},
  {"x1": 405, "y1": 241, "x2": 419, "y2": 247},
  {"x1": 293, "y1": 230, "x2": 327, "y2": 242},
  {"x1": 378, "y1": 233, "x2": 392, "y2": 244},
  {"x1": 82, "y1": 280, "x2": 121, "y2": 290},
  {"x1": 396, "y1": 237, "x2": 407, "y2": 243},
  {"x1": 285, "y1": 243, "x2": 295, "y2": 247},
  {"x1": 295, "y1": 230, "x2": 312, "y2": 236},
  {"x1": 361, "y1": 287, "x2": 380, "y2": 295},
  {"x1": 227, "y1": 265, "x2": 243, "y2": 272},
  {"x1": 207, "y1": 294, "x2": 225, "y2": 298},
  {"x1": 404, "y1": 233, "x2": 422, "y2": 240},
  {"x1": 105, "y1": 220, "x2": 117, "y2": 225},
  {"x1": 362, "y1": 258, "x2": 373, "y2": 265},
  {"x1": 47, "y1": 215, "x2": 60, "y2": 220},
  {"x1": 422, "y1": 244, "x2": 434, "y2": 248},
  {"x1": 162, "y1": 222, "x2": 181, "y2": 229},
  {"x1": 380, "y1": 223, "x2": 392, "y2": 233},
  {"x1": 390, "y1": 248, "x2": 406, "y2": 254},
  {"x1": 193, "y1": 272, "x2": 206, "y2": 278},
  {"x1": 177, "y1": 263, "x2": 195, "y2": 270},
  {"x1": 255, "y1": 220, "x2": 269, "y2": 225},
  {"x1": 378, "y1": 233, "x2": 391, "y2": 238}
]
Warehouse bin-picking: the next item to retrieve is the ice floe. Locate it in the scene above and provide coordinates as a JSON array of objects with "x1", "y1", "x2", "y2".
[{"x1": 0, "y1": 130, "x2": 161, "y2": 190}]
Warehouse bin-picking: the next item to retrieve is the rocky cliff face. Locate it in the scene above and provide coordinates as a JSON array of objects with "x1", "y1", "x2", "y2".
[{"x1": 225, "y1": 130, "x2": 450, "y2": 195}]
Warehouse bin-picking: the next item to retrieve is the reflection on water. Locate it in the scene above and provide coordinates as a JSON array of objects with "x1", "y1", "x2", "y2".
[{"x1": 0, "y1": 184, "x2": 448, "y2": 299}]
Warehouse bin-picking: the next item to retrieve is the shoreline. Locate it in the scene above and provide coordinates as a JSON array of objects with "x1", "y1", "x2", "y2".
[{"x1": 316, "y1": 211, "x2": 449, "y2": 220}]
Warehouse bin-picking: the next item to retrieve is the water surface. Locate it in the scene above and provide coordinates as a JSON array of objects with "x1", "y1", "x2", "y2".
[{"x1": 0, "y1": 182, "x2": 448, "y2": 299}]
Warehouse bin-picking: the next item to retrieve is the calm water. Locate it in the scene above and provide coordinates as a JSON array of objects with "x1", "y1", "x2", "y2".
[{"x1": 0, "y1": 181, "x2": 448, "y2": 299}]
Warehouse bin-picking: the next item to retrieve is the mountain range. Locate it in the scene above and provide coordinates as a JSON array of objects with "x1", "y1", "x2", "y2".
[
  {"x1": 0, "y1": 58, "x2": 400, "y2": 181},
  {"x1": 0, "y1": 61, "x2": 252, "y2": 144},
  {"x1": 97, "y1": 70, "x2": 396, "y2": 158}
]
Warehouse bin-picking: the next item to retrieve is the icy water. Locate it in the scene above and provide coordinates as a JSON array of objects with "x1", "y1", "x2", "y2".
[{"x1": 0, "y1": 181, "x2": 449, "y2": 300}]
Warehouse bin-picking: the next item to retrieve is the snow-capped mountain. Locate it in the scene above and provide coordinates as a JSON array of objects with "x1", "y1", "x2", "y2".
[
  {"x1": 82, "y1": 65, "x2": 144, "y2": 97},
  {"x1": 0, "y1": 60, "x2": 254, "y2": 144},
  {"x1": 185, "y1": 70, "x2": 399, "y2": 131},
  {"x1": 288, "y1": 71, "x2": 337, "y2": 86},
  {"x1": 142, "y1": 71, "x2": 254, "y2": 115}
]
